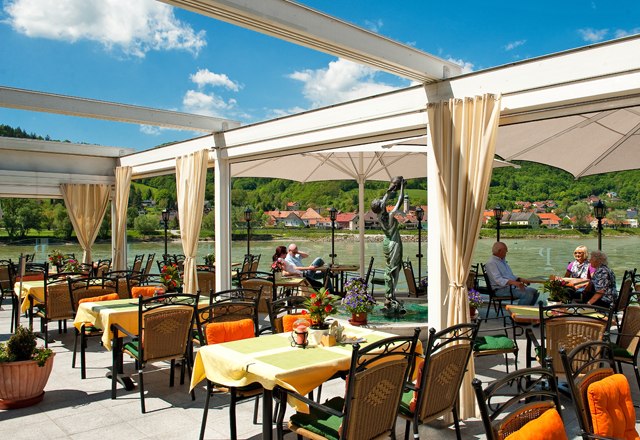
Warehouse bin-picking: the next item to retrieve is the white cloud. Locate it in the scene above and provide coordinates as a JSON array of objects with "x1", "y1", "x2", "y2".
[
  {"x1": 578, "y1": 28, "x2": 608, "y2": 43},
  {"x1": 266, "y1": 106, "x2": 308, "y2": 119},
  {"x1": 190, "y1": 69, "x2": 240, "y2": 91},
  {"x1": 182, "y1": 90, "x2": 237, "y2": 117},
  {"x1": 363, "y1": 19, "x2": 383, "y2": 33},
  {"x1": 446, "y1": 57, "x2": 474, "y2": 74},
  {"x1": 614, "y1": 28, "x2": 640, "y2": 38},
  {"x1": 3, "y1": 0, "x2": 206, "y2": 57},
  {"x1": 287, "y1": 58, "x2": 398, "y2": 108},
  {"x1": 504, "y1": 39, "x2": 526, "y2": 51}
]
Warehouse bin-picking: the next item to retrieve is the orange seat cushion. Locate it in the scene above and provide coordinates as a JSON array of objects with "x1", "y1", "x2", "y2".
[
  {"x1": 504, "y1": 408, "x2": 568, "y2": 440},
  {"x1": 131, "y1": 286, "x2": 158, "y2": 298},
  {"x1": 16, "y1": 274, "x2": 45, "y2": 282},
  {"x1": 282, "y1": 314, "x2": 309, "y2": 332},
  {"x1": 79, "y1": 293, "x2": 120, "y2": 304},
  {"x1": 587, "y1": 373, "x2": 640, "y2": 440},
  {"x1": 205, "y1": 319, "x2": 255, "y2": 345}
]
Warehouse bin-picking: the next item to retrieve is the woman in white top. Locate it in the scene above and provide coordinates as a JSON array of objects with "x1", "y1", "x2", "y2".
[{"x1": 564, "y1": 245, "x2": 594, "y2": 279}]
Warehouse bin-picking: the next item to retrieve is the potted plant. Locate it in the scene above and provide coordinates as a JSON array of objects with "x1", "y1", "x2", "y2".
[
  {"x1": 0, "y1": 326, "x2": 55, "y2": 409},
  {"x1": 468, "y1": 288, "x2": 483, "y2": 317},
  {"x1": 160, "y1": 263, "x2": 182, "y2": 292},
  {"x1": 302, "y1": 288, "x2": 339, "y2": 329},
  {"x1": 342, "y1": 277, "x2": 376, "y2": 325},
  {"x1": 48, "y1": 250, "x2": 64, "y2": 270},
  {"x1": 543, "y1": 277, "x2": 571, "y2": 304},
  {"x1": 63, "y1": 258, "x2": 82, "y2": 273},
  {"x1": 203, "y1": 253, "x2": 215, "y2": 267}
]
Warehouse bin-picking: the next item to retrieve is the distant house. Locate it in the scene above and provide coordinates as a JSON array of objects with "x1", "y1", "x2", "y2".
[
  {"x1": 363, "y1": 211, "x2": 380, "y2": 229},
  {"x1": 505, "y1": 212, "x2": 540, "y2": 228},
  {"x1": 299, "y1": 208, "x2": 323, "y2": 227},
  {"x1": 336, "y1": 212, "x2": 357, "y2": 230},
  {"x1": 622, "y1": 219, "x2": 638, "y2": 228},
  {"x1": 264, "y1": 209, "x2": 304, "y2": 227},
  {"x1": 286, "y1": 201, "x2": 300, "y2": 211},
  {"x1": 141, "y1": 199, "x2": 155, "y2": 208},
  {"x1": 627, "y1": 208, "x2": 638, "y2": 219},
  {"x1": 537, "y1": 212, "x2": 561, "y2": 229}
]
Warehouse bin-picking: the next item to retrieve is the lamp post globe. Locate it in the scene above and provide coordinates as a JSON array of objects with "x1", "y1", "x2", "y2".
[
  {"x1": 593, "y1": 200, "x2": 606, "y2": 250},
  {"x1": 493, "y1": 205, "x2": 504, "y2": 242}
]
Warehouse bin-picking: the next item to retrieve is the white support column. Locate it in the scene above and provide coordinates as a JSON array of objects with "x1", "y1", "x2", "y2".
[
  {"x1": 427, "y1": 150, "x2": 448, "y2": 331},
  {"x1": 358, "y1": 175, "x2": 365, "y2": 275},
  {"x1": 213, "y1": 134, "x2": 232, "y2": 291}
]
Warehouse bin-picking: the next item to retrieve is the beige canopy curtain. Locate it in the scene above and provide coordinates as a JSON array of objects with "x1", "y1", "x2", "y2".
[
  {"x1": 60, "y1": 183, "x2": 111, "y2": 264},
  {"x1": 427, "y1": 94, "x2": 502, "y2": 419},
  {"x1": 113, "y1": 166, "x2": 132, "y2": 271},
  {"x1": 175, "y1": 149, "x2": 209, "y2": 294}
]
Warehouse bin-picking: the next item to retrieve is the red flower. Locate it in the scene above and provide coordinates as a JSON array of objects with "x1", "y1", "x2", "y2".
[
  {"x1": 324, "y1": 305, "x2": 333, "y2": 313},
  {"x1": 301, "y1": 310, "x2": 308, "y2": 315},
  {"x1": 310, "y1": 293, "x2": 317, "y2": 299}
]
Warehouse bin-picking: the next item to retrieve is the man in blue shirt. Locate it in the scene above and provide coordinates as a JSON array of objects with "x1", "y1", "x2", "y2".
[
  {"x1": 484, "y1": 242, "x2": 539, "y2": 305},
  {"x1": 285, "y1": 243, "x2": 327, "y2": 291}
]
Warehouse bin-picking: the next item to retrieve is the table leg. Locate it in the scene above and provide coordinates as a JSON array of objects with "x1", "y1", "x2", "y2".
[{"x1": 262, "y1": 388, "x2": 273, "y2": 440}]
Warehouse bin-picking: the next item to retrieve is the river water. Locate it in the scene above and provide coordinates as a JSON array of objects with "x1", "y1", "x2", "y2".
[{"x1": 2, "y1": 235, "x2": 637, "y2": 290}]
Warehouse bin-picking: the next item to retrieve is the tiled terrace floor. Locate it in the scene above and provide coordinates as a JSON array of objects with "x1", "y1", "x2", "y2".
[{"x1": 1, "y1": 297, "x2": 639, "y2": 439}]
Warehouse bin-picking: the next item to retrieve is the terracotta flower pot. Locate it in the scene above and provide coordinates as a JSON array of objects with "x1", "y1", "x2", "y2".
[
  {"x1": 469, "y1": 306, "x2": 477, "y2": 317},
  {"x1": 349, "y1": 312, "x2": 368, "y2": 326},
  {"x1": 0, "y1": 352, "x2": 55, "y2": 409}
]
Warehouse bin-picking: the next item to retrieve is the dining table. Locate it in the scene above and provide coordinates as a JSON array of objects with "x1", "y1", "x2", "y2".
[
  {"x1": 15, "y1": 280, "x2": 46, "y2": 313},
  {"x1": 190, "y1": 325, "x2": 420, "y2": 440}
]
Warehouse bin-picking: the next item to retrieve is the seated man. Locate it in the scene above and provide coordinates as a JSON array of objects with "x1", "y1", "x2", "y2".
[
  {"x1": 484, "y1": 242, "x2": 539, "y2": 306},
  {"x1": 285, "y1": 243, "x2": 331, "y2": 292}
]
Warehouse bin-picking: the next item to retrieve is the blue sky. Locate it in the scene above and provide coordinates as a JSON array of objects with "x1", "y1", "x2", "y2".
[{"x1": 0, "y1": 0, "x2": 638, "y2": 151}]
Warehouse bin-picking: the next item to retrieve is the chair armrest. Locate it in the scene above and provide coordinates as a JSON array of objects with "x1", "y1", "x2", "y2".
[
  {"x1": 110, "y1": 323, "x2": 136, "y2": 339},
  {"x1": 277, "y1": 386, "x2": 344, "y2": 418}
]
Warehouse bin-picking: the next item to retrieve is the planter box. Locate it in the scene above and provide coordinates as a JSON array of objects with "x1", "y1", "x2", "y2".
[{"x1": 0, "y1": 352, "x2": 55, "y2": 409}]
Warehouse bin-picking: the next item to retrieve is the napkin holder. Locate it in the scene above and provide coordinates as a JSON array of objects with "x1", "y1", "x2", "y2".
[
  {"x1": 320, "y1": 334, "x2": 336, "y2": 347},
  {"x1": 320, "y1": 321, "x2": 343, "y2": 347}
]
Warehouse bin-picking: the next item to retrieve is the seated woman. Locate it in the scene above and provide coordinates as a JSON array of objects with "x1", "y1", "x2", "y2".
[
  {"x1": 564, "y1": 245, "x2": 594, "y2": 279},
  {"x1": 582, "y1": 250, "x2": 617, "y2": 308}
]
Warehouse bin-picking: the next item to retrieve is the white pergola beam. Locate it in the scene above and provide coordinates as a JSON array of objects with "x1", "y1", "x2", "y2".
[
  {"x1": 161, "y1": 0, "x2": 461, "y2": 82},
  {"x1": 0, "y1": 86, "x2": 241, "y2": 132}
]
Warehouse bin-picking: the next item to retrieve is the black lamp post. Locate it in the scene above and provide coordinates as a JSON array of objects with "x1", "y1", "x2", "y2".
[
  {"x1": 161, "y1": 209, "x2": 170, "y2": 258},
  {"x1": 493, "y1": 205, "x2": 504, "y2": 242},
  {"x1": 244, "y1": 207, "x2": 253, "y2": 257},
  {"x1": 329, "y1": 207, "x2": 337, "y2": 265},
  {"x1": 593, "y1": 200, "x2": 606, "y2": 250},
  {"x1": 415, "y1": 207, "x2": 424, "y2": 281}
]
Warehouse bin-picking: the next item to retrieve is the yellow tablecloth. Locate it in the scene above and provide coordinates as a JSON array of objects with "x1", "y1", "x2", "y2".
[
  {"x1": 15, "y1": 280, "x2": 46, "y2": 313},
  {"x1": 74, "y1": 297, "x2": 209, "y2": 350},
  {"x1": 190, "y1": 326, "x2": 420, "y2": 399}
]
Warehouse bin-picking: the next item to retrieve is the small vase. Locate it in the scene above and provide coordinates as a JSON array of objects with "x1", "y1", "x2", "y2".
[
  {"x1": 350, "y1": 312, "x2": 368, "y2": 326},
  {"x1": 310, "y1": 316, "x2": 328, "y2": 330},
  {"x1": 469, "y1": 306, "x2": 477, "y2": 317}
]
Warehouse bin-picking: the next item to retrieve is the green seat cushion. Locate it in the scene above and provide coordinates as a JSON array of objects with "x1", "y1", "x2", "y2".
[
  {"x1": 290, "y1": 396, "x2": 344, "y2": 440},
  {"x1": 474, "y1": 335, "x2": 515, "y2": 351},
  {"x1": 123, "y1": 340, "x2": 140, "y2": 358},
  {"x1": 398, "y1": 390, "x2": 413, "y2": 417},
  {"x1": 612, "y1": 344, "x2": 633, "y2": 359}
]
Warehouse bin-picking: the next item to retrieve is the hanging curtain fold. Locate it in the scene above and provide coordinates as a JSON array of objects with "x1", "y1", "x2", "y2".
[
  {"x1": 61, "y1": 183, "x2": 111, "y2": 264},
  {"x1": 427, "y1": 94, "x2": 502, "y2": 419},
  {"x1": 113, "y1": 166, "x2": 132, "y2": 271},
  {"x1": 175, "y1": 149, "x2": 209, "y2": 295}
]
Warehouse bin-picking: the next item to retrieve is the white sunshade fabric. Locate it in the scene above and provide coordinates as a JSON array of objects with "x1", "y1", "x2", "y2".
[{"x1": 495, "y1": 105, "x2": 640, "y2": 178}]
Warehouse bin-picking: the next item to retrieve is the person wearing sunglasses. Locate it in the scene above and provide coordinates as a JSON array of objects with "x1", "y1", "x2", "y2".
[{"x1": 564, "y1": 245, "x2": 594, "y2": 279}]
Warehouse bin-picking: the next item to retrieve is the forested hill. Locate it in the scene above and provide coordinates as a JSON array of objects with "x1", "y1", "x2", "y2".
[{"x1": 1, "y1": 124, "x2": 639, "y2": 213}]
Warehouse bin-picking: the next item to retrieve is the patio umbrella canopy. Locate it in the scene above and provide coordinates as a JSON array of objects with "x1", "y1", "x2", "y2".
[{"x1": 495, "y1": 105, "x2": 640, "y2": 178}]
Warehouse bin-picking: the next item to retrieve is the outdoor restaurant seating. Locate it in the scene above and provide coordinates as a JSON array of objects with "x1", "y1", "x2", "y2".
[
  {"x1": 478, "y1": 262, "x2": 515, "y2": 321},
  {"x1": 196, "y1": 269, "x2": 215, "y2": 298},
  {"x1": 398, "y1": 322, "x2": 479, "y2": 440},
  {"x1": 0, "y1": 259, "x2": 17, "y2": 331},
  {"x1": 69, "y1": 276, "x2": 119, "y2": 379},
  {"x1": 239, "y1": 270, "x2": 276, "y2": 314},
  {"x1": 473, "y1": 315, "x2": 522, "y2": 373},
  {"x1": 559, "y1": 339, "x2": 629, "y2": 440},
  {"x1": 111, "y1": 292, "x2": 199, "y2": 413},
  {"x1": 142, "y1": 253, "x2": 155, "y2": 278},
  {"x1": 276, "y1": 329, "x2": 420, "y2": 440},
  {"x1": 611, "y1": 304, "x2": 640, "y2": 392},
  {"x1": 196, "y1": 295, "x2": 262, "y2": 440},
  {"x1": 613, "y1": 269, "x2": 636, "y2": 328},
  {"x1": 103, "y1": 270, "x2": 135, "y2": 298},
  {"x1": 265, "y1": 295, "x2": 307, "y2": 334},
  {"x1": 403, "y1": 259, "x2": 427, "y2": 297},
  {"x1": 30, "y1": 273, "x2": 75, "y2": 348},
  {"x1": 472, "y1": 365, "x2": 565, "y2": 440},
  {"x1": 344, "y1": 256, "x2": 374, "y2": 284},
  {"x1": 525, "y1": 303, "x2": 614, "y2": 378}
]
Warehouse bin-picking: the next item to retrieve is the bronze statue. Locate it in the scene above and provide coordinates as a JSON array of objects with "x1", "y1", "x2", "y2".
[{"x1": 371, "y1": 176, "x2": 406, "y2": 315}]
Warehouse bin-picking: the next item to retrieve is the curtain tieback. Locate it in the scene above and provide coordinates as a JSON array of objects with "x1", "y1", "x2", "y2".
[{"x1": 448, "y1": 282, "x2": 466, "y2": 289}]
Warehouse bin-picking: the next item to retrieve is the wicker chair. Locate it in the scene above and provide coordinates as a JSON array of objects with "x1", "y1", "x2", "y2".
[
  {"x1": 525, "y1": 303, "x2": 613, "y2": 377},
  {"x1": 399, "y1": 322, "x2": 479, "y2": 440},
  {"x1": 111, "y1": 293, "x2": 199, "y2": 413},
  {"x1": 142, "y1": 253, "x2": 155, "y2": 279},
  {"x1": 560, "y1": 339, "x2": 620, "y2": 440},
  {"x1": 30, "y1": 273, "x2": 75, "y2": 348},
  {"x1": 0, "y1": 259, "x2": 17, "y2": 332},
  {"x1": 197, "y1": 296, "x2": 262, "y2": 440},
  {"x1": 265, "y1": 295, "x2": 308, "y2": 334},
  {"x1": 611, "y1": 304, "x2": 640, "y2": 392},
  {"x1": 473, "y1": 315, "x2": 523, "y2": 373},
  {"x1": 239, "y1": 271, "x2": 276, "y2": 314},
  {"x1": 402, "y1": 259, "x2": 427, "y2": 297},
  {"x1": 130, "y1": 253, "x2": 144, "y2": 273},
  {"x1": 196, "y1": 269, "x2": 215, "y2": 299},
  {"x1": 472, "y1": 365, "x2": 564, "y2": 440},
  {"x1": 276, "y1": 329, "x2": 421, "y2": 440},
  {"x1": 612, "y1": 270, "x2": 635, "y2": 328}
]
